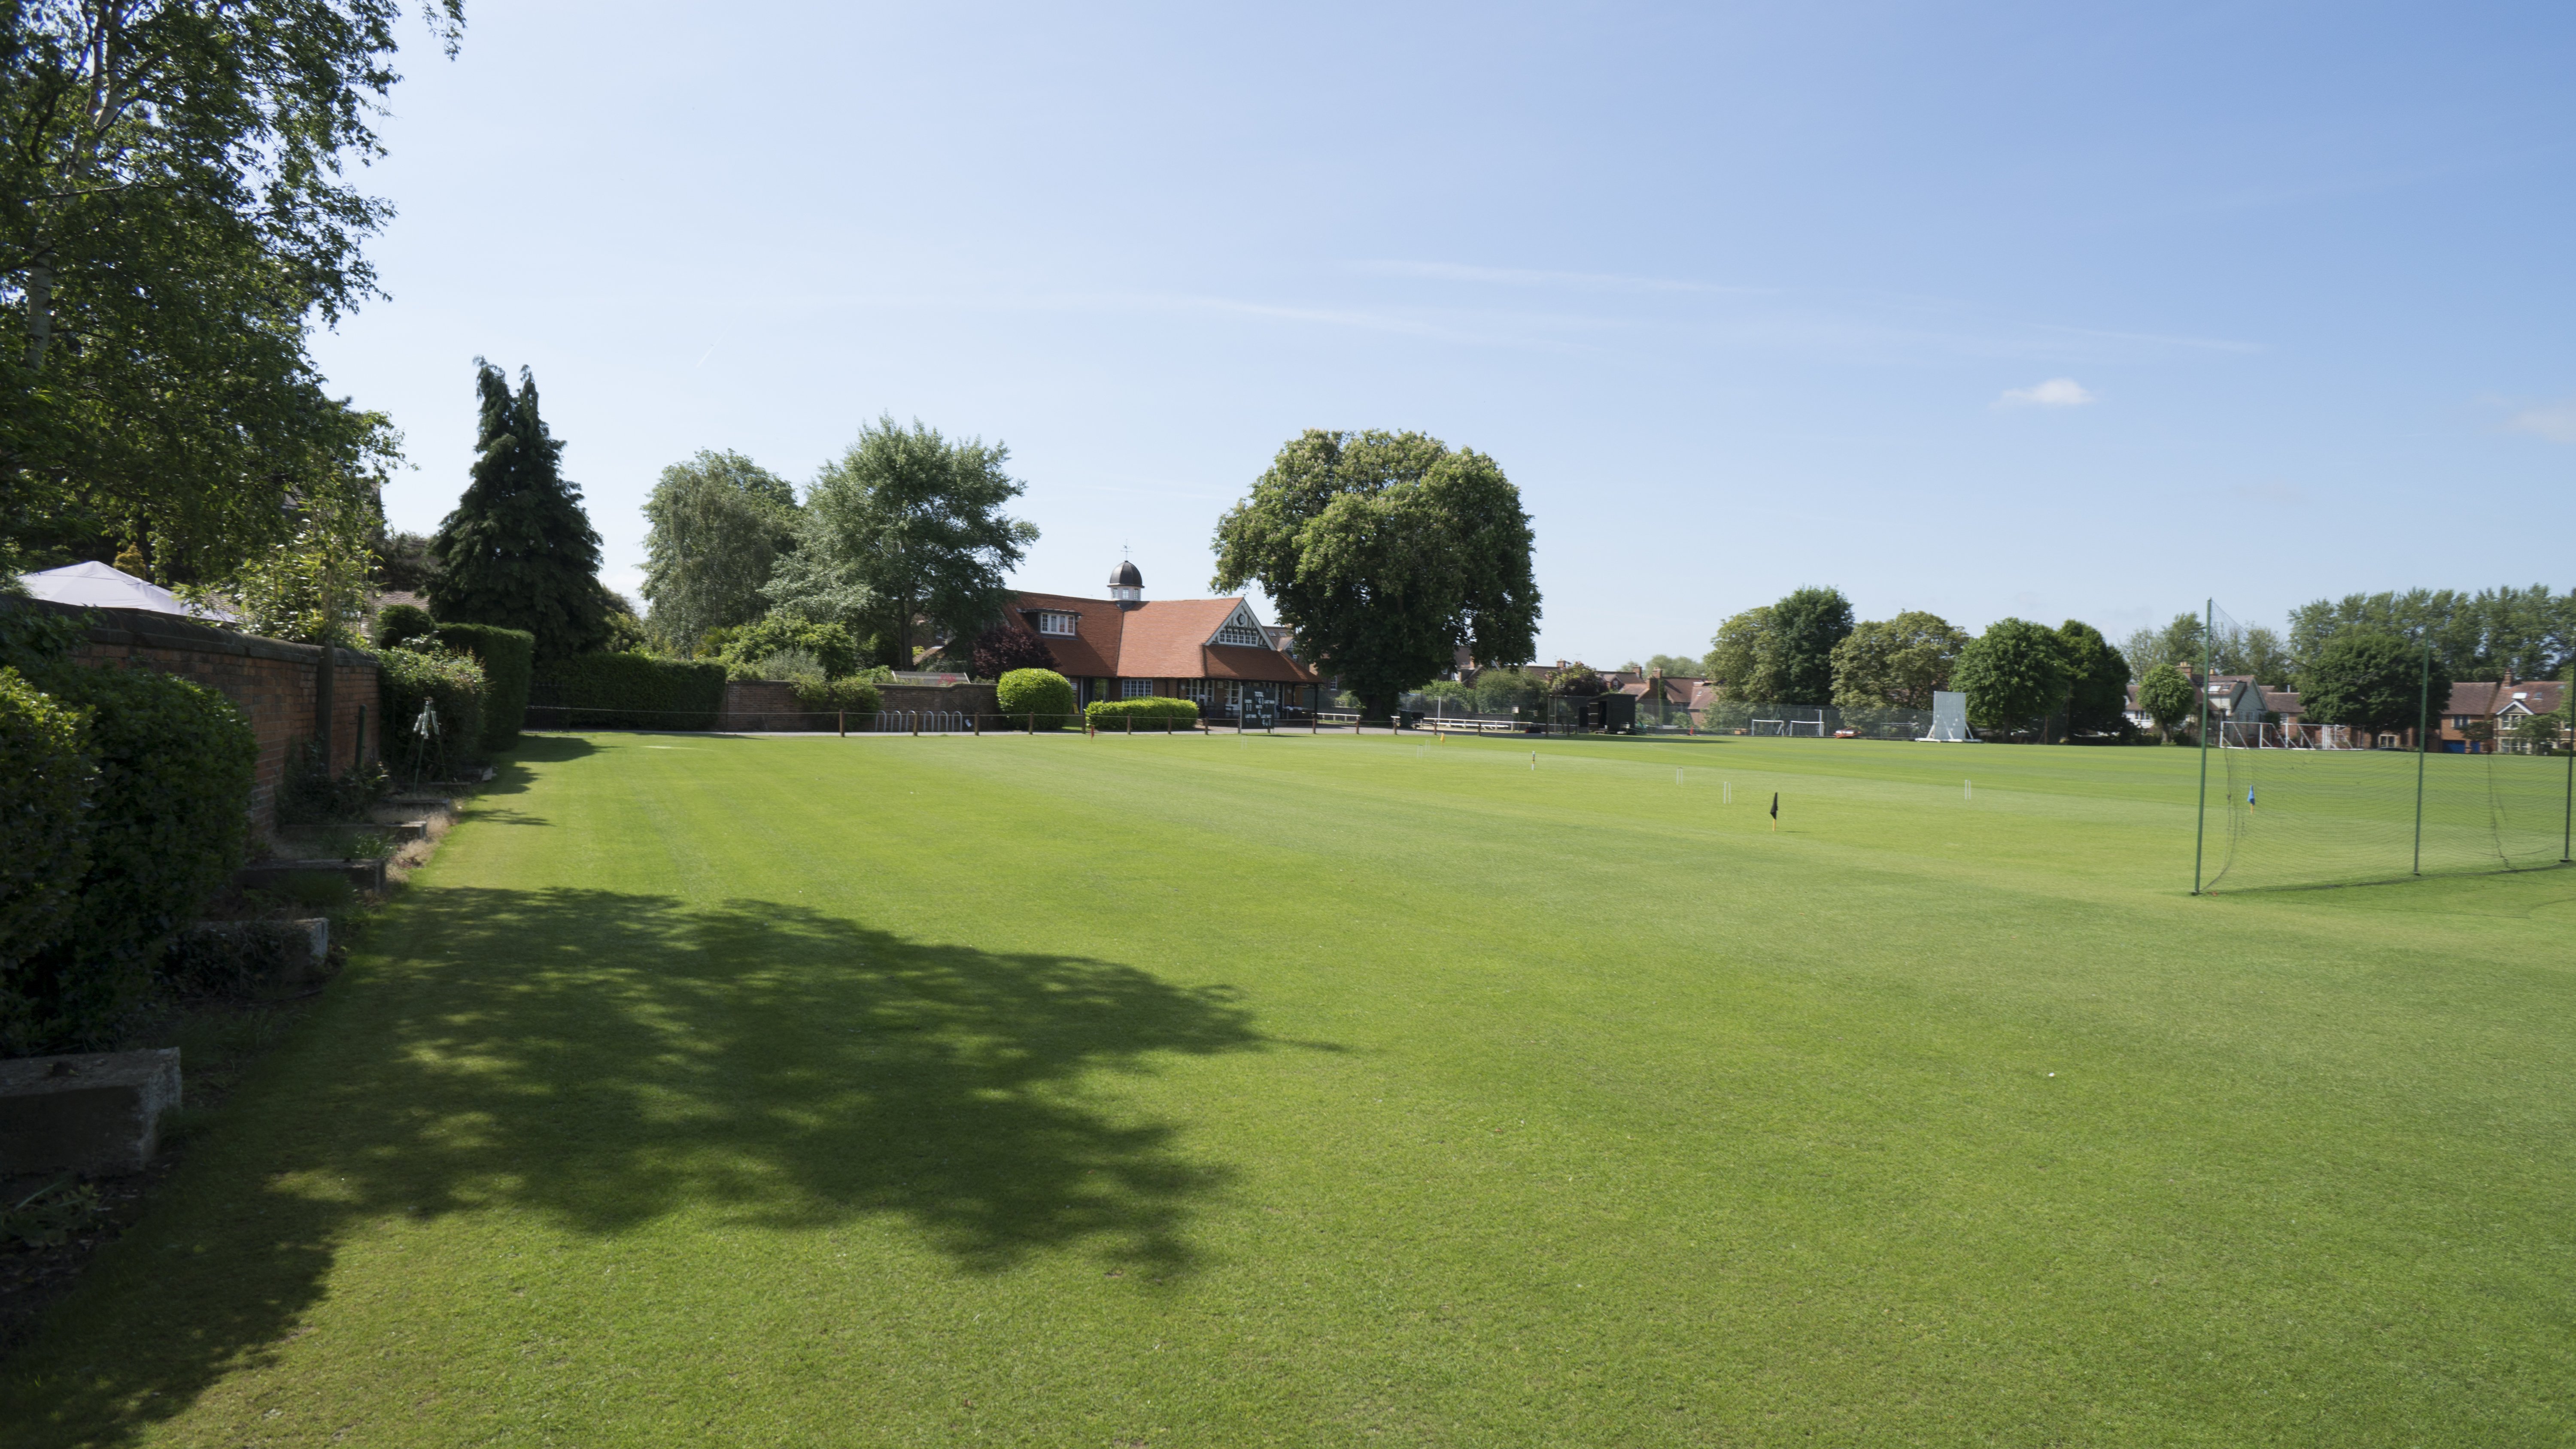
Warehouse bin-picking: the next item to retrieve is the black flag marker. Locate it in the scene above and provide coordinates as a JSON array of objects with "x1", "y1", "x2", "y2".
[{"x1": 1770, "y1": 791, "x2": 1779, "y2": 831}]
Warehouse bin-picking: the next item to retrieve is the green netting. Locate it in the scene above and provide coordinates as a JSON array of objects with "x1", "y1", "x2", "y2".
[{"x1": 2199, "y1": 599, "x2": 2573, "y2": 891}]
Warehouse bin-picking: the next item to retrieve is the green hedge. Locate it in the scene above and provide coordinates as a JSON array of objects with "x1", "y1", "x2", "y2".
[
  {"x1": 0, "y1": 667, "x2": 91, "y2": 984},
  {"x1": 434, "y1": 623, "x2": 534, "y2": 752},
  {"x1": 532, "y1": 654, "x2": 728, "y2": 730},
  {"x1": 378, "y1": 646, "x2": 489, "y2": 781},
  {"x1": 5, "y1": 664, "x2": 256, "y2": 1053},
  {"x1": 788, "y1": 676, "x2": 883, "y2": 715},
  {"x1": 712, "y1": 617, "x2": 861, "y2": 680},
  {"x1": 1084, "y1": 697, "x2": 1200, "y2": 730},
  {"x1": 996, "y1": 668, "x2": 1076, "y2": 728},
  {"x1": 371, "y1": 603, "x2": 437, "y2": 651}
]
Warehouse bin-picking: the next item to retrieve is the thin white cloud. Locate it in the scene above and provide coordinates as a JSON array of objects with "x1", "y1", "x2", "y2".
[
  {"x1": 1352, "y1": 259, "x2": 1766, "y2": 295},
  {"x1": 2507, "y1": 397, "x2": 2576, "y2": 443},
  {"x1": 1997, "y1": 377, "x2": 2096, "y2": 408}
]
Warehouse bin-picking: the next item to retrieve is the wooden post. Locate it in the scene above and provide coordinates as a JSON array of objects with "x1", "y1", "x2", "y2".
[
  {"x1": 838, "y1": 711, "x2": 846, "y2": 737},
  {"x1": 1027, "y1": 713, "x2": 1034, "y2": 734},
  {"x1": 314, "y1": 640, "x2": 336, "y2": 772}
]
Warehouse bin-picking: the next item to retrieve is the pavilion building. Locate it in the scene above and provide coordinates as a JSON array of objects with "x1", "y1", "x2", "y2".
[{"x1": 1004, "y1": 560, "x2": 1325, "y2": 716}]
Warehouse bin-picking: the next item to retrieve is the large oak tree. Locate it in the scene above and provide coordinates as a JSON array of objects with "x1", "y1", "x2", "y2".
[{"x1": 1212, "y1": 429, "x2": 1538, "y2": 721}]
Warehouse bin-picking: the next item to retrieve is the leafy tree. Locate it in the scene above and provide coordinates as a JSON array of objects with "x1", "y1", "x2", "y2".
[
  {"x1": 640, "y1": 450, "x2": 799, "y2": 654},
  {"x1": 1548, "y1": 663, "x2": 1606, "y2": 697},
  {"x1": 769, "y1": 416, "x2": 1036, "y2": 669},
  {"x1": 1830, "y1": 610, "x2": 1967, "y2": 709},
  {"x1": 374, "y1": 528, "x2": 440, "y2": 594},
  {"x1": 715, "y1": 616, "x2": 861, "y2": 680},
  {"x1": 1951, "y1": 618, "x2": 2069, "y2": 737},
  {"x1": 1472, "y1": 666, "x2": 1542, "y2": 714},
  {"x1": 2288, "y1": 585, "x2": 2573, "y2": 683},
  {"x1": 1212, "y1": 429, "x2": 1539, "y2": 721},
  {"x1": 1702, "y1": 606, "x2": 1778, "y2": 700},
  {"x1": 2, "y1": 0, "x2": 457, "y2": 580},
  {"x1": 2136, "y1": 663, "x2": 2196, "y2": 743},
  {"x1": 2300, "y1": 631, "x2": 2438, "y2": 741},
  {"x1": 1645, "y1": 652, "x2": 1700, "y2": 678},
  {"x1": 184, "y1": 487, "x2": 380, "y2": 644},
  {"x1": 2238, "y1": 625, "x2": 2293, "y2": 688},
  {"x1": 2057, "y1": 620, "x2": 2132, "y2": 736},
  {"x1": 1766, "y1": 587, "x2": 1854, "y2": 705},
  {"x1": 972, "y1": 623, "x2": 1055, "y2": 679},
  {"x1": 428, "y1": 361, "x2": 612, "y2": 662}
]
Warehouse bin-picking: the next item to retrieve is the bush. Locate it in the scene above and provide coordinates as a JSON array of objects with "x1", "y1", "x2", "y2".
[
  {"x1": 1084, "y1": 697, "x2": 1200, "y2": 730},
  {"x1": 788, "y1": 676, "x2": 883, "y2": 715},
  {"x1": 163, "y1": 920, "x2": 323, "y2": 997},
  {"x1": 0, "y1": 667, "x2": 91, "y2": 980},
  {"x1": 532, "y1": 653, "x2": 728, "y2": 730},
  {"x1": 371, "y1": 602, "x2": 437, "y2": 651},
  {"x1": 996, "y1": 668, "x2": 1076, "y2": 728},
  {"x1": 433, "y1": 622, "x2": 535, "y2": 753},
  {"x1": 276, "y1": 739, "x2": 390, "y2": 825},
  {"x1": 717, "y1": 616, "x2": 860, "y2": 680},
  {"x1": 973, "y1": 624, "x2": 1057, "y2": 680},
  {"x1": 378, "y1": 646, "x2": 489, "y2": 781},
  {"x1": 5, "y1": 664, "x2": 256, "y2": 1053}
]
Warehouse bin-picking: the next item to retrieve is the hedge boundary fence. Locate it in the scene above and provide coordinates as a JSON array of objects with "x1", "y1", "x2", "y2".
[{"x1": 528, "y1": 655, "x2": 728, "y2": 731}]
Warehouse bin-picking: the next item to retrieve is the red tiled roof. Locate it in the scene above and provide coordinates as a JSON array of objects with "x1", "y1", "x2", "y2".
[{"x1": 1006, "y1": 591, "x2": 1320, "y2": 685}]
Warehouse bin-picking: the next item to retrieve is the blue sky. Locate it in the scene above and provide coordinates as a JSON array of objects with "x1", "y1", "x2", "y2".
[{"x1": 311, "y1": 2, "x2": 2576, "y2": 665}]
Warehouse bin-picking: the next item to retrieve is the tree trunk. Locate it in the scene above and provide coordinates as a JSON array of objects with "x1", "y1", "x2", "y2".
[{"x1": 24, "y1": 259, "x2": 52, "y2": 370}]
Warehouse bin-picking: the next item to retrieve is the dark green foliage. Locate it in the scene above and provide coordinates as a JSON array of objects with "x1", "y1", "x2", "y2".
[
  {"x1": 377, "y1": 647, "x2": 488, "y2": 781},
  {"x1": 787, "y1": 676, "x2": 883, "y2": 715},
  {"x1": 163, "y1": 921, "x2": 319, "y2": 997},
  {"x1": 2057, "y1": 621, "x2": 2133, "y2": 736},
  {"x1": 1766, "y1": 587, "x2": 1855, "y2": 705},
  {"x1": 6, "y1": 665, "x2": 256, "y2": 1053},
  {"x1": 1212, "y1": 429, "x2": 1539, "y2": 719},
  {"x1": 532, "y1": 655, "x2": 727, "y2": 730},
  {"x1": 1, "y1": 0, "x2": 450, "y2": 581},
  {"x1": 995, "y1": 668, "x2": 1075, "y2": 727},
  {"x1": 0, "y1": 598, "x2": 86, "y2": 673},
  {"x1": 428, "y1": 362, "x2": 612, "y2": 662},
  {"x1": 1472, "y1": 667, "x2": 1543, "y2": 714},
  {"x1": 432, "y1": 623, "x2": 534, "y2": 752},
  {"x1": 276, "y1": 740, "x2": 389, "y2": 825},
  {"x1": 2289, "y1": 585, "x2": 2575, "y2": 683},
  {"x1": 717, "y1": 616, "x2": 860, "y2": 679},
  {"x1": 1953, "y1": 619, "x2": 2071, "y2": 736},
  {"x1": 371, "y1": 603, "x2": 437, "y2": 650},
  {"x1": 2300, "y1": 631, "x2": 2437, "y2": 739},
  {"x1": 1548, "y1": 664, "x2": 1606, "y2": 697},
  {"x1": 973, "y1": 624, "x2": 1056, "y2": 680},
  {"x1": 0, "y1": 667, "x2": 91, "y2": 980},
  {"x1": 373, "y1": 529, "x2": 442, "y2": 594},
  {"x1": 1084, "y1": 698, "x2": 1200, "y2": 729},
  {"x1": 1831, "y1": 612, "x2": 1968, "y2": 709},
  {"x1": 2136, "y1": 664, "x2": 2197, "y2": 742}
]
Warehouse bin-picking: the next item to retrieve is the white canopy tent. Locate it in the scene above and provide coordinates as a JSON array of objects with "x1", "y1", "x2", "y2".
[{"x1": 15, "y1": 561, "x2": 237, "y2": 622}]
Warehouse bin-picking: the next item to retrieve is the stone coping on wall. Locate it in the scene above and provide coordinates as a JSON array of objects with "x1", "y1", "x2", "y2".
[{"x1": 23, "y1": 597, "x2": 374, "y2": 668}]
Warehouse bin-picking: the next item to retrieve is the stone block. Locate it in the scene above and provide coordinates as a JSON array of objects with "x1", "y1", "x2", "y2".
[
  {"x1": 0, "y1": 1049, "x2": 182, "y2": 1176},
  {"x1": 234, "y1": 857, "x2": 386, "y2": 893}
]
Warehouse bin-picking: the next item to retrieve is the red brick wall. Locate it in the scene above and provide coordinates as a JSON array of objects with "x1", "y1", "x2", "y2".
[{"x1": 43, "y1": 603, "x2": 380, "y2": 828}]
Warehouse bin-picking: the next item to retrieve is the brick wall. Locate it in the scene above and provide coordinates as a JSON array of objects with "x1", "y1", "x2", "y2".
[{"x1": 37, "y1": 601, "x2": 380, "y2": 828}]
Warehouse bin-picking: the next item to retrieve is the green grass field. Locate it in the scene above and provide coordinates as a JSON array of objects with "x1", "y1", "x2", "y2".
[{"x1": 8, "y1": 730, "x2": 2574, "y2": 1445}]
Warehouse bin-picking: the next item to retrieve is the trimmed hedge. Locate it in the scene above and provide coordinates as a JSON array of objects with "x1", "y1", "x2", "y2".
[
  {"x1": 714, "y1": 617, "x2": 861, "y2": 680},
  {"x1": 372, "y1": 603, "x2": 437, "y2": 651},
  {"x1": 434, "y1": 622, "x2": 535, "y2": 752},
  {"x1": 1084, "y1": 697, "x2": 1200, "y2": 730},
  {"x1": 532, "y1": 654, "x2": 727, "y2": 730},
  {"x1": 6, "y1": 664, "x2": 256, "y2": 1052},
  {"x1": 378, "y1": 646, "x2": 489, "y2": 781},
  {"x1": 0, "y1": 667, "x2": 91, "y2": 982},
  {"x1": 996, "y1": 668, "x2": 1076, "y2": 729},
  {"x1": 789, "y1": 676, "x2": 883, "y2": 715}
]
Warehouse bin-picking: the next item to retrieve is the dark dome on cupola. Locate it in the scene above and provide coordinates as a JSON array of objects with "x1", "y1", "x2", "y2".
[{"x1": 1109, "y1": 559, "x2": 1143, "y2": 588}]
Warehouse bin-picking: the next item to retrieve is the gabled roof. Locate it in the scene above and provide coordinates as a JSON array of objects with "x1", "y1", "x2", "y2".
[{"x1": 1007, "y1": 591, "x2": 1320, "y2": 684}]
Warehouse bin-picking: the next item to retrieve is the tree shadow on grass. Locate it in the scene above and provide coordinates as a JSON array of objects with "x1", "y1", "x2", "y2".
[{"x1": 5, "y1": 887, "x2": 1287, "y2": 1445}]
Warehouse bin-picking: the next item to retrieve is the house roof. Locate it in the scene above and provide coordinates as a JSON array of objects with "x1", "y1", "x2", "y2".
[
  {"x1": 1008, "y1": 591, "x2": 1320, "y2": 685},
  {"x1": 2448, "y1": 679, "x2": 2567, "y2": 717}
]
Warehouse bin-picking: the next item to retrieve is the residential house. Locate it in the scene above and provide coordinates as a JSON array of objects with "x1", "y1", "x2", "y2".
[
  {"x1": 2435, "y1": 673, "x2": 2568, "y2": 752},
  {"x1": 1002, "y1": 560, "x2": 1324, "y2": 717}
]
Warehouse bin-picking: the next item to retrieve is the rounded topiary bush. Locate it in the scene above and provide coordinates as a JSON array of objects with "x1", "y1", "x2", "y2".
[
  {"x1": 0, "y1": 667, "x2": 92, "y2": 979},
  {"x1": 10, "y1": 664, "x2": 256, "y2": 1051},
  {"x1": 372, "y1": 602, "x2": 438, "y2": 651},
  {"x1": 996, "y1": 668, "x2": 1075, "y2": 729}
]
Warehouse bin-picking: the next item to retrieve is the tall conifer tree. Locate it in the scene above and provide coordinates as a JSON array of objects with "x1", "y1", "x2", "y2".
[{"x1": 428, "y1": 361, "x2": 610, "y2": 659}]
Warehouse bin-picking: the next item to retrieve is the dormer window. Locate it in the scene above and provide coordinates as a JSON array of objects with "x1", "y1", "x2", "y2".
[
  {"x1": 1036, "y1": 611, "x2": 1078, "y2": 637},
  {"x1": 1216, "y1": 622, "x2": 1264, "y2": 647}
]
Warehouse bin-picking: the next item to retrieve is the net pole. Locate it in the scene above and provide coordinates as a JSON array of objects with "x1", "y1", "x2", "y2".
[
  {"x1": 2412, "y1": 639, "x2": 2430, "y2": 876},
  {"x1": 2193, "y1": 597, "x2": 2212, "y2": 895},
  {"x1": 2562, "y1": 698, "x2": 2572, "y2": 863}
]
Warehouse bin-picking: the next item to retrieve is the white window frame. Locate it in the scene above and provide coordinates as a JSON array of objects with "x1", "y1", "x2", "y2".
[
  {"x1": 1037, "y1": 612, "x2": 1078, "y2": 637},
  {"x1": 1121, "y1": 678, "x2": 1153, "y2": 699}
]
